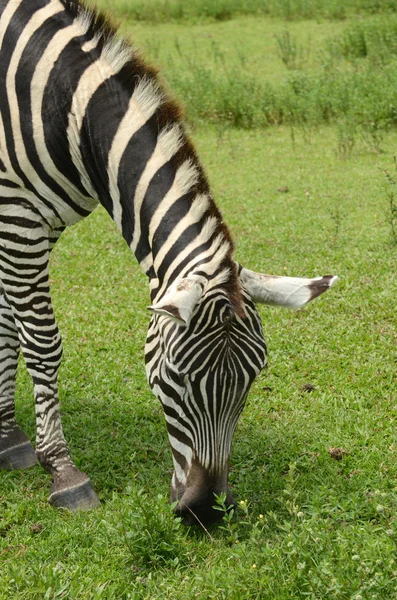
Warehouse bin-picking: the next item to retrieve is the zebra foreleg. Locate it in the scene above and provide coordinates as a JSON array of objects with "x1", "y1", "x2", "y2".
[
  {"x1": 1, "y1": 253, "x2": 99, "y2": 510},
  {"x1": 0, "y1": 285, "x2": 38, "y2": 469},
  {"x1": 34, "y1": 378, "x2": 100, "y2": 511},
  {"x1": 29, "y1": 319, "x2": 99, "y2": 511}
]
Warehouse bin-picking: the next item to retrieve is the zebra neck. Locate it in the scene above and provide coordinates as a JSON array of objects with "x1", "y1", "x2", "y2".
[
  {"x1": 54, "y1": 3, "x2": 236, "y2": 297},
  {"x1": 80, "y1": 77, "x2": 234, "y2": 298}
]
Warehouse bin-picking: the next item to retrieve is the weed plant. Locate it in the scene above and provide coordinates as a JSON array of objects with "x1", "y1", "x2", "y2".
[
  {"x1": 329, "y1": 16, "x2": 397, "y2": 63},
  {"x1": 276, "y1": 30, "x2": 310, "y2": 70},
  {"x1": 167, "y1": 60, "x2": 397, "y2": 137},
  {"x1": 383, "y1": 160, "x2": 397, "y2": 243}
]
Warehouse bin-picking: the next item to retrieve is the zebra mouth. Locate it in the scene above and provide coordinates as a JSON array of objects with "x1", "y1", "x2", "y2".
[
  {"x1": 170, "y1": 464, "x2": 236, "y2": 526},
  {"x1": 173, "y1": 484, "x2": 236, "y2": 526}
]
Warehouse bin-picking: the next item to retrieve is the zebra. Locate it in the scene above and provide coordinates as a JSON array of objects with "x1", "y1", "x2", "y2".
[{"x1": 0, "y1": 0, "x2": 337, "y2": 525}]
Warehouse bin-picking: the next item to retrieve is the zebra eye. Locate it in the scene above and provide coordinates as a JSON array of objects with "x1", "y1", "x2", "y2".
[
  {"x1": 165, "y1": 362, "x2": 186, "y2": 384},
  {"x1": 221, "y1": 305, "x2": 233, "y2": 324}
]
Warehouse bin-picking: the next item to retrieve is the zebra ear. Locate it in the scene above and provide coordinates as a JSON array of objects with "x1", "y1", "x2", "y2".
[
  {"x1": 239, "y1": 266, "x2": 338, "y2": 308},
  {"x1": 148, "y1": 278, "x2": 204, "y2": 325}
]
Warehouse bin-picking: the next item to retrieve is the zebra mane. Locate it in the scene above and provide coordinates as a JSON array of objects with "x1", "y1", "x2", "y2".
[
  {"x1": 61, "y1": 1, "x2": 137, "y2": 72},
  {"x1": 60, "y1": 0, "x2": 243, "y2": 313}
]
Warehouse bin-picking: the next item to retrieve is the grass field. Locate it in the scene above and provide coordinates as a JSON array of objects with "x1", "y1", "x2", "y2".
[{"x1": 1, "y1": 2, "x2": 397, "y2": 599}]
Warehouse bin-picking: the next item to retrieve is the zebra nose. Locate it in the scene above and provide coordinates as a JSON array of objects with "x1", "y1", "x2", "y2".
[{"x1": 174, "y1": 486, "x2": 236, "y2": 526}]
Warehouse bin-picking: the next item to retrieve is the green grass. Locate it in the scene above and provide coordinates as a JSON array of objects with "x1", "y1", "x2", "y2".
[
  {"x1": 2, "y1": 2, "x2": 397, "y2": 598},
  {"x1": 2, "y1": 124, "x2": 397, "y2": 598},
  {"x1": 109, "y1": 12, "x2": 397, "y2": 138},
  {"x1": 97, "y1": 0, "x2": 397, "y2": 22}
]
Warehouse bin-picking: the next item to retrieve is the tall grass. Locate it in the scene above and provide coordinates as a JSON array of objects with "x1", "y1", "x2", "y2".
[
  {"x1": 166, "y1": 57, "x2": 397, "y2": 137},
  {"x1": 130, "y1": 15, "x2": 397, "y2": 146},
  {"x1": 329, "y1": 17, "x2": 397, "y2": 62},
  {"x1": 87, "y1": 2, "x2": 397, "y2": 141},
  {"x1": 97, "y1": 0, "x2": 397, "y2": 23}
]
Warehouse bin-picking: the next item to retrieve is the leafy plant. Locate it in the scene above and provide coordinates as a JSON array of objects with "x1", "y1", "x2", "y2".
[
  {"x1": 118, "y1": 488, "x2": 190, "y2": 569},
  {"x1": 276, "y1": 30, "x2": 309, "y2": 70},
  {"x1": 383, "y1": 161, "x2": 397, "y2": 243}
]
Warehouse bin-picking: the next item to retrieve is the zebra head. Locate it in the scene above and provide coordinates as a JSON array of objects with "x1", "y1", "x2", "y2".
[{"x1": 145, "y1": 267, "x2": 337, "y2": 525}]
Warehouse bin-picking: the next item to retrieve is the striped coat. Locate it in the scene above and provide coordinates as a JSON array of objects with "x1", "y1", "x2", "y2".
[{"x1": 0, "y1": 0, "x2": 336, "y2": 524}]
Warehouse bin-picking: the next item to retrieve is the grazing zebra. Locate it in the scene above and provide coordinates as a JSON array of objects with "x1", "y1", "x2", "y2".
[{"x1": 0, "y1": 0, "x2": 337, "y2": 525}]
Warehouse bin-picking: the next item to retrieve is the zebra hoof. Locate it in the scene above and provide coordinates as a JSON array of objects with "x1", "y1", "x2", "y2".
[
  {"x1": 0, "y1": 440, "x2": 38, "y2": 470},
  {"x1": 0, "y1": 427, "x2": 38, "y2": 470},
  {"x1": 49, "y1": 477, "x2": 100, "y2": 511}
]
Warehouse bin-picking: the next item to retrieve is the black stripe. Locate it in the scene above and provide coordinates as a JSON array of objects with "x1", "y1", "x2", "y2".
[
  {"x1": 0, "y1": 273, "x2": 48, "y2": 292},
  {"x1": 0, "y1": 246, "x2": 48, "y2": 261},
  {"x1": 0, "y1": 0, "x2": 58, "y2": 224},
  {"x1": 169, "y1": 447, "x2": 188, "y2": 473},
  {"x1": 153, "y1": 192, "x2": 195, "y2": 256},
  {"x1": 0, "y1": 179, "x2": 19, "y2": 188},
  {"x1": 15, "y1": 13, "x2": 90, "y2": 218},
  {"x1": 42, "y1": 38, "x2": 99, "y2": 197},
  {"x1": 155, "y1": 225, "x2": 209, "y2": 283},
  {"x1": 0, "y1": 232, "x2": 48, "y2": 246},
  {"x1": 0, "y1": 196, "x2": 52, "y2": 221},
  {"x1": 0, "y1": 214, "x2": 43, "y2": 228},
  {"x1": 79, "y1": 75, "x2": 138, "y2": 222},
  {"x1": 0, "y1": 0, "x2": 50, "y2": 68},
  {"x1": 135, "y1": 159, "x2": 179, "y2": 261},
  {"x1": 117, "y1": 113, "x2": 162, "y2": 244},
  {"x1": 166, "y1": 423, "x2": 193, "y2": 450}
]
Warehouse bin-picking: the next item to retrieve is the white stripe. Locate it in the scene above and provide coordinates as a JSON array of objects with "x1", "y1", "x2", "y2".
[
  {"x1": 67, "y1": 22, "x2": 132, "y2": 199},
  {"x1": 67, "y1": 59, "x2": 112, "y2": 199},
  {"x1": 107, "y1": 77, "x2": 163, "y2": 232},
  {"x1": 0, "y1": 0, "x2": 25, "y2": 48},
  {"x1": 81, "y1": 36, "x2": 98, "y2": 53},
  {"x1": 185, "y1": 339, "x2": 224, "y2": 377},
  {"x1": 130, "y1": 124, "x2": 184, "y2": 252},
  {"x1": 139, "y1": 253, "x2": 153, "y2": 273},
  {"x1": 101, "y1": 35, "x2": 132, "y2": 74},
  {"x1": 148, "y1": 160, "x2": 199, "y2": 245},
  {"x1": 6, "y1": 2, "x2": 64, "y2": 226},
  {"x1": 0, "y1": 113, "x2": 11, "y2": 174},
  {"x1": 152, "y1": 194, "x2": 209, "y2": 271},
  {"x1": 184, "y1": 378, "x2": 207, "y2": 467},
  {"x1": 30, "y1": 20, "x2": 98, "y2": 220},
  {"x1": 153, "y1": 227, "x2": 229, "y2": 301}
]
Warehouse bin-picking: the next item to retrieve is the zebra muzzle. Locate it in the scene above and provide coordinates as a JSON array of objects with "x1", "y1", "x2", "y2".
[{"x1": 171, "y1": 462, "x2": 236, "y2": 526}]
